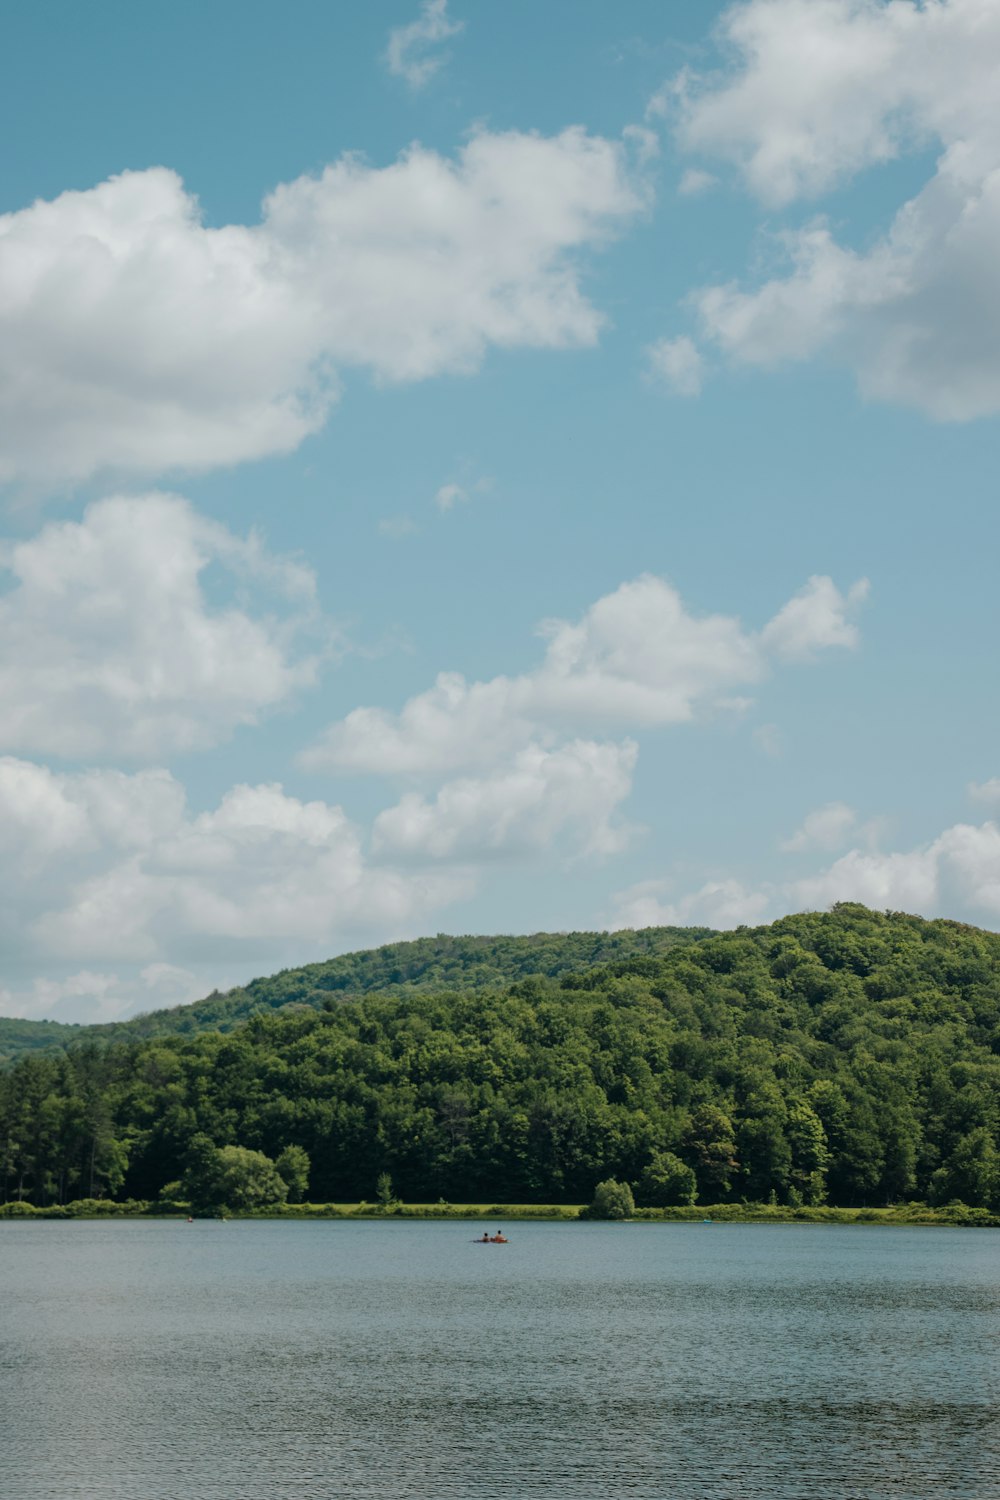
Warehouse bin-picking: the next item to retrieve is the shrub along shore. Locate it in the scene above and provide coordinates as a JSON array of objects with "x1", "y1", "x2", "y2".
[{"x1": 2, "y1": 1198, "x2": 997, "y2": 1226}]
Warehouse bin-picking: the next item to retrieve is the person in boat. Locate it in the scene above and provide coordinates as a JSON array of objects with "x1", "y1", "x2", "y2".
[{"x1": 478, "y1": 1232, "x2": 490, "y2": 1242}]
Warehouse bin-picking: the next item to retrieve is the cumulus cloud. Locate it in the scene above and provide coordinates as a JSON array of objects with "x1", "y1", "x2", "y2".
[
  {"x1": 669, "y1": 0, "x2": 1000, "y2": 419},
  {"x1": 677, "y1": 168, "x2": 717, "y2": 197},
  {"x1": 610, "y1": 876, "x2": 771, "y2": 931},
  {"x1": 611, "y1": 806, "x2": 1000, "y2": 935},
  {"x1": 790, "y1": 844, "x2": 940, "y2": 913},
  {"x1": 385, "y1": 0, "x2": 464, "y2": 89},
  {"x1": 798, "y1": 820, "x2": 1000, "y2": 919},
  {"x1": 935, "y1": 821, "x2": 1000, "y2": 916},
  {"x1": 780, "y1": 801, "x2": 858, "y2": 853},
  {"x1": 0, "y1": 130, "x2": 641, "y2": 487},
  {"x1": 0, "y1": 493, "x2": 322, "y2": 758},
  {"x1": 301, "y1": 571, "x2": 867, "y2": 776},
  {"x1": 301, "y1": 671, "x2": 533, "y2": 778},
  {"x1": 646, "y1": 335, "x2": 704, "y2": 396},
  {"x1": 434, "y1": 476, "x2": 492, "y2": 512},
  {"x1": 373, "y1": 739, "x2": 638, "y2": 861},
  {"x1": 434, "y1": 482, "x2": 467, "y2": 511},
  {"x1": 968, "y1": 777, "x2": 1000, "y2": 806},
  {"x1": 760, "y1": 574, "x2": 869, "y2": 661},
  {"x1": 675, "y1": 0, "x2": 936, "y2": 206},
  {"x1": 609, "y1": 845, "x2": 938, "y2": 935},
  {"x1": 0, "y1": 962, "x2": 209, "y2": 1025},
  {"x1": 0, "y1": 758, "x2": 465, "y2": 977}
]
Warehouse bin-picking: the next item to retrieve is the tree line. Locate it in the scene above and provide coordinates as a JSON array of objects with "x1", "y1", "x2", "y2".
[
  {"x1": 0, "y1": 925, "x2": 711, "y2": 1066},
  {"x1": 1, "y1": 905, "x2": 998, "y2": 1212}
]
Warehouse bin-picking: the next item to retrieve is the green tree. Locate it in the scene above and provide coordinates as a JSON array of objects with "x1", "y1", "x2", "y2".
[
  {"x1": 929, "y1": 1128, "x2": 999, "y2": 1208},
  {"x1": 375, "y1": 1170, "x2": 397, "y2": 1207},
  {"x1": 181, "y1": 1135, "x2": 226, "y2": 1214},
  {"x1": 182, "y1": 1137, "x2": 287, "y2": 1213},
  {"x1": 635, "y1": 1151, "x2": 697, "y2": 1207},
  {"x1": 276, "y1": 1145, "x2": 310, "y2": 1203},
  {"x1": 214, "y1": 1146, "x2": 288, "y2": 1211},
  {"x1": 786, "y1": 1102, "x2": 830, "y2": 1205},
  {"x1": 683, "y1": 1105, "x2": 738, "y2": 1200},
  {"x1": 738, "y1": 1111, "x2": 791, "y2": 1201},
  {"x1": 880, "y1": 1113, "x2": 919, "y2": 1203},
  {"x1": 6, "y1": 904, "x2": 1000, "y2": 1215},
  {"x1": 582, "y1": 1178, "x2": 635, "y2": 1220}
]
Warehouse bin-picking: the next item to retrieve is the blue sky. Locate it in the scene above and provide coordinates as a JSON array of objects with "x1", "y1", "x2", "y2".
[{"x1": 2, "y1": 0, "x2": 1000, "y2": 1022}]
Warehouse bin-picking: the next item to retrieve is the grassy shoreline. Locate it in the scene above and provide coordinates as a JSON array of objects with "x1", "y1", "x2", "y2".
[{"x1": 2, "y1": 1198, "x2": 998, "y2": 1226}]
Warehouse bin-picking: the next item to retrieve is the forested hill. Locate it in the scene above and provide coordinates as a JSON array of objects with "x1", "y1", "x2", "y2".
[
  {"x1": 3, "y1": 904, "x2": 1000, "y2": 1213},
  {"x1": 0, "y1": 925, "x2": 713, "y2": 1066}
]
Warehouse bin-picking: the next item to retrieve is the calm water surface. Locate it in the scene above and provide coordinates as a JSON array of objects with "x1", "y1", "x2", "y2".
[{"x1": 2, "y1": 1220, "x2": 998, "y2": 1499}]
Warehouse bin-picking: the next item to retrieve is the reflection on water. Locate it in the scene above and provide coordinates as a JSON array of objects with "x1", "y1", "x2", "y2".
[{"x1": 2, "y1": 1220, "x2": 998, "y2": 1498}]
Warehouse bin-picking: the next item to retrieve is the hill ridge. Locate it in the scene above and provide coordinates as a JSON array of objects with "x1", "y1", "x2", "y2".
[
  {"x1": 4, "y1": 903, "x2": 1000, "y2": 1212},
  {"x1": 0, "y1": 924, "x2": 713, "y2": 1066}
]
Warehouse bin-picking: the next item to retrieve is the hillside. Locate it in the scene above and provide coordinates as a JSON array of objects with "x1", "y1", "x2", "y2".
[
  {"x1": 3, "y1": 904, "x2": 999, "y2": 1213},
  {"x1": 0, "y1": 925, "x2": 713, "y2": 1066}
]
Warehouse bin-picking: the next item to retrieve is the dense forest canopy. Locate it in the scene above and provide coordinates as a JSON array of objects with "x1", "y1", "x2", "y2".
[
  {"x1": 2, "y1": 905, "x2": 999, "y2": 1212},
  {"x1": 0, "y1": 925, "x2": 712, "y2": 1066}
]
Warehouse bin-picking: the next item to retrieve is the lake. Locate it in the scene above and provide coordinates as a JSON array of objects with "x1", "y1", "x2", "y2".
[{"x1": 1, "y1": 1220, "x2": 998, "y2": 1498}]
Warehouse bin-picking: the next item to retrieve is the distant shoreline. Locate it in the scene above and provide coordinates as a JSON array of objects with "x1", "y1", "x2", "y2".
[{"x1": 3, "y1": 1200, "x2": 998, "y2": 1227}]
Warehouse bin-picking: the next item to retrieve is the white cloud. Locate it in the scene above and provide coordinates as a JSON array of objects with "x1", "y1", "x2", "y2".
[
  {"x1": 695, "y1": 223, "x2": 860, "y2": 368},
  {"x1": 434, "y1": 482, "x2": 468, "y2": 511},
  {"x1": 301, "y1": 571, "x2": 867, "y2": 777},
  {"x1": 533, "y1": 574, "x2": 768, "y2": 722},
  {"x1": 434, "y1": 475, "x2": 492, "y2": 512},
  {"x1": 673, "y1": 0, "x2": 1000, "y2": 419},
  {"x1": 677, "y1": 168, "x2": 718, "y2": 197},
  {"x1": 301, "y1": 671, "x2": 533, "y2": 778},
  {"x1": 614, "y1": 812, "x2": 1000, "y2": 934},
  {"x1": 780, "y1": 800, "x2": 858, "y2": 853},
  {"x1": 968, "y1": 777, "x2": 1000, "y2": 806},
  {"x1": 0, "y1": 130, "x2": 641, "y2": 487},
  {"x1": 676, "y1": 0, "x2": 933, "y2": 207},
  {"x1": 646, "y1": 335, "x2": 704, "y2": 396},
  {"x1": 137, "y1": 963, "x2": 212, "y2": 1011},
  {"x1": 610, "y1": 876, "x2": 770, "y2": 930},
  {"x1": 0, "y1": 962, "x2": 209, "y2": 1025},
  {"x1": 622, "y1": 124, "x2": 661, "y2": 166},
  {"x1": 385, "y1": 0, "x2": 464, "y2": 89},
  {"x1": 373, "y1": 739, "x2": 638, "y2": 861},
  {"x1": 935, "y1": 820, "x2": 1000, "y2": 916},
  {"x1": 790, "y1": 844, "x2": 940, "y2": 913},
  {"x1": 0, "y1": 758, "x2": 465, "y2": 975},
  {"x1": 760, "y1": 574, "x2": 868, "y2": 661},
  {"x1": 0, "y1": 493, "x2": 321, "y2": 758},
  {"x1": 0, "y1": 970, "x2": 136, "y2": 1025},
  {"x1": 614, "y1": 840, "x2": 941, "y2": 933}
]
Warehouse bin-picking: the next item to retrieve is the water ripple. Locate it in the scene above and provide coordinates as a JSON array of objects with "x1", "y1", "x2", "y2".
[{"x1": 1, "y1": 1221, "x2": 997, "y2": 1498}]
